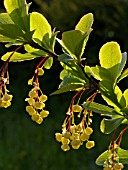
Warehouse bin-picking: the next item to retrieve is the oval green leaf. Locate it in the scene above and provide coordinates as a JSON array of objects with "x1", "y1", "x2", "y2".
[
  {"x1": 100, "y1": 117, "x2": 124, "y2": 134},
  {"x1": 30, "y1": 12, "x2": 51, "y2": 41},
  {"x1": 83, "y1": 102, "x2": 118, "y2": 117},
  {"x1": 75, "y1": 13, "x2": 93, "y2": 33},
  {"x1": 99, "y1": 42, "x2": 122, "y2": 82}
]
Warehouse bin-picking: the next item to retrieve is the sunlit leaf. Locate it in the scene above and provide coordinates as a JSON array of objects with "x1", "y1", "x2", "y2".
[
  {"x1": 51, "y1": 84, "x2": 84, "y2": 95},
  {"x1": 0, "y1": 13, "x2": 14, "y2": 24},
  {"x1": 99, "y1": 81, "x2": 122, "y2": 110},
  {"x1": 99, "y1": 42, "x2": 122, "y2": 83},
  {"x1": 5, "y1": 40, "x2": 25, "y2": 48},
  {"x1": 96, "y1": 147, "x2": 128, "y2": 166},
  {"x1": 61, "y1": 61, "x2": 89, "y2": 82},
  {"x1": 30, "y1": 12, "x2": 51, "y2": 41},
  {"x1": 83, "y1": 102, "x2": 118, "y2": 117},
  {"x1": 100, "y1": 117, "x2": 124, "y2": 134},
  {"x1": 1, "y1": 52, "x2": 39, "y2": 62},
  {"x1": 44, "y1": 57, "x2": 53, "y2": 69},
  {"x1": 75, "y1": 13, "x2": 93, "y2": 33},
  {"x1": 120, "y1": 89, "x2": 128, "y2": 108},
  {"x1": 117, "y1": 68, "x2": 128, "y2": 83},
  {"x1": 4, "y1": 0, "x2": 30, "y2": 31},
  {"x1": 61, "y1": 30, "x2": 90, "y2": 60},
  {"x1": 117, "y1": 52, "x2": 127, "y2": 76},
  {"x1": 24, "y1": 44, "x2": 47, "y2": 56},
  {"x1": 0, "y1": 24, "x2": 24, "y2": 41},
  {"x1": 49, "y1": 31, "x2": 59, "y2": 51},
  {"x1": 91, "y1": 65, "x2": 110, "y2": 81},
  {"x1": 58, "y1": 54, "x2": 74, "y2": 63}
]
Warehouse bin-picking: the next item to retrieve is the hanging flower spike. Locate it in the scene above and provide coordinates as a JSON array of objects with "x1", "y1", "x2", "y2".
[
  {"x1": 0, "y1": 65, "x2": 13, "y2": 108},
  {"x1": 25, "y1": 57, "x2": 49, "y2": 124},
  {"x1": 55, "y1": 89, "x2": 95, "y2": 151},
  {"x1": 103, "y1": 142, "x2": 124, "y2": 170}
]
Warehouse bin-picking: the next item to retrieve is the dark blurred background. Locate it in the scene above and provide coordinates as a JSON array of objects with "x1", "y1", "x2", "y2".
[{"x1": 0, "y1": 0, "x2": 128, "y2": 170}]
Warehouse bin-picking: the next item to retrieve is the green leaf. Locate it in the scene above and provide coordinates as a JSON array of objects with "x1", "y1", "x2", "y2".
[
  {"x1": 30, "y1": 12, "x2": 51, "y2": 41},
  {"x1": 120, "y1": 89, "x2": 128, "y2": 108},
  {"x1": 83, "y1": 102, "x2": 118, "y2": 117},
  {"x1": 117, "y1": 52, "x2": 127, "y2": 76},
  {"x1": 5, "y1": 40, "x2": 25, "y2": 48},
  {"x1": 84, "y1": 66, "x2": 91, "y2": 76},
  {"x1": 59, "y1": 76, "x2": 85, "y2": 89},
  {"x1": 100, "y1": 117, "x2": 124, "y2": 134},
  {"x1": 0, "y1": 24, "x2": 24, "y2": 41},
  {"x1": 0, "y1": 13, "x2": 14, "y2": 24},
  {"x1": 99, "y1": 42, "x2": 122, "y2": 83},
  {"x1": 24, "y1": 44, "x2": 47, "y2": 56},
  {"x1": 121, "y1": 107, "x2": 128, "y2": 114},
  {"x1": 43, "y1": 57, "x2": 53, "y2": 69},
  {"x1": 123, "y1": 89, "x2": 128, "y2": 106},
  {"x1": 51, "y1": 84, "x2": 84, "y2": 95},
  {"x1": 1, "y1": 52, "x2": 40, "y2": 62},
  {"x1": 49, "y1": 31, "x2": 59, "y2": 51},
  {"x1": 4, "y1": 0, "x2": 30, "y2": 31},
  {"x1": 60, "y1": 69, "x2": 69, "y2": 80},
  {"x1": 75, "y1": 13, "x2": 93, "y2": 33},
  {"x1": 61, "y1": 30, "x2": 89, "y2": 59},
  {"x1": 117, "y1": 68, "x2": 128, "y2": 83},
  {"x1": 58, "y1": 54, "x2": 74, "y2": 63},
  {"x1": 61, "y1": 61, "x2": 89, "y2": 83},
  {"x1": 0, "y1": 35, "x2": 18, "y2": 42},
  {"x1": 96, "y1": 147, "x2": 128, "y2": 166},
  {"x1": 99, "y1": 81, "x2": 122, "y2": 110},
  {"x1": 91, "y1": 65, "x2": 111, "y2": 81}
]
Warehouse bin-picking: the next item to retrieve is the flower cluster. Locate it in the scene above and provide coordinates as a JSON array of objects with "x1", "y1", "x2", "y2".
[
  {"x1": 55, "y1": 104, "x2": 95, "y2": 151},
  {"x1": 26, "y1": 67, "x2": 49, "y2": 124},
  {"x1": 103, "y1": 144, "x2": 124, "y2": 170},
  {"x1": 0, "y1": 75, "x2": 13, "y2": 108}
]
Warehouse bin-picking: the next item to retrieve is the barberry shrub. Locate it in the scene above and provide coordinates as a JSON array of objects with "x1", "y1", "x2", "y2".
[{"x1": 0, "y1": 0, "x2": 128, "y2": 169}]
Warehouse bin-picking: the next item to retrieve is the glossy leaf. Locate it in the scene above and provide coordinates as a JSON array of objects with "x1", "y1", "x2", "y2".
[
  {"x1": 123, "y1": 89, "x2": 128, "y2": 106},
  {"x1": 0, "y1": 35, "x2": 18, "y2": 42},
  {"x1": 0, "y1": 13, "x2": 14, "y2": 24},
  {"x1": 44, "y1": 57, "x2": 53, "y2": 69},
  {"x1": 58, "y1": 54, "x2": 74, "y2": 63},
  {"x1": 117, "y1": 68, "x2": 128, "y2": 83},
  {"x1": 117, "y1": 52, "x2": 127, "y2": 76},
  {"x1": 91, "y1": 65, "x2": 110, "y2": 81},
  {"x1": 84, "y1": 66, "x2": 91, "y2": 76},
  {"x1": 1, "y1": 52, "x2": 39, "y2": 62},
  {"x1": 49, "y1": 31, "x2": 59, "y2": 51},
  {"x1": 4, "y1": 0, "x2": 30, "y2": 31},
  {"x1": 120, "y1": 89, "x2": 128, "y2": 108},
  {"x1": 83, "y1": 102, "x2": 118, "y2": 117},
  {"x1": 24, "y1": 44, "x2": 47, "y2": 56},
  {"x1": 99, "y1": 42, "x2": 122, "y2": 83},
  {"x1": 0, "y1": 24, "x2": 24, "y2": 41},
  {"x1": 5, "y1": 40, "x2": 25, "y2": 48},
  {"x1": 96, "y1": 147, "x2": 128, "y2": 166},
  {"x1": 61, "y1": 61, "x2": 88, "y2": 82},
  {"x1": 61, "y1": 30, "x2": 89, "y2": 59},
  {"x1": 30, "y1": 12, "x2": 51, "y2": 41},
  {"x1": 99, "y1": 81, "x2": 122, "y2": 110},
  {"x1": 59, "y1": 76, "x2": 85, "y2": 89},
  {"x1": 100, "y1": 117, "x2": 124, "y2": 134},
  {"x1": 60, "y1": 69, "x2": 69, "y2": 80},
  {"x1": 51, "y1": 84, "x2": 84, "y2": 95},
  {"x1": 75, "y1": 13, "x2": 93, "y2": 33}
]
